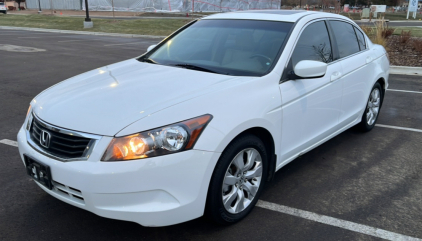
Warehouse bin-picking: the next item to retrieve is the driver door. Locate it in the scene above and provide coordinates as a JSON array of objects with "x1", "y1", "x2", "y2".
[{"x1": 278, "y1": 20, "x2": 344, "y2": 165}]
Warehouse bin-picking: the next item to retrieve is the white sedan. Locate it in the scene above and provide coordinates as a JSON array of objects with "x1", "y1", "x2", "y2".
[{"x1": 18, "y1": 10, "x2": 389, "y2": 226}]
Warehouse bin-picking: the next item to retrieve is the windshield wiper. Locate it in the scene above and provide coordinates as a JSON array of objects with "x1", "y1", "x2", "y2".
[
  {"x1": 141, "y1": 58, "x2": 158, "y2": 64},
  {"x1": 173, "y1": 64, "x2": 219, "y2": 74}
]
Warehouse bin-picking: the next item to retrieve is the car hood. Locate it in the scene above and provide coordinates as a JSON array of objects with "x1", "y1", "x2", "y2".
[{"x1": 32, "y1": 59, "x2": 241, "y2": 136}]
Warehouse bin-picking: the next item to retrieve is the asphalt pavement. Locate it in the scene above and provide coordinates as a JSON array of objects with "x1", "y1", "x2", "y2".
[{"x1": 1, "y1": 29, "x2": 422, "y2": 241}]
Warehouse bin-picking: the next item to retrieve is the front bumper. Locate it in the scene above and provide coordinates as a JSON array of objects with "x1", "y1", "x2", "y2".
[{"x1": 17, "y1": 126, "x2": 220, "y2": 227}]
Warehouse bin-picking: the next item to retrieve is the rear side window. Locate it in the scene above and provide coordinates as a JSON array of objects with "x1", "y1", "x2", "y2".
[
  {"x1": 329, "y1": 21, "x2": 360, "y2": 58},
  {"x1": 291, "y1": 21, "x2": 333, "y2": 67},
  {"x1": 354, "y1": 27, "x2": 367, "y2": 51}
]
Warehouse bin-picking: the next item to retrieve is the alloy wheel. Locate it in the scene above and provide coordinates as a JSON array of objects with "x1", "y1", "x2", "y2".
[
  {"x1": 366, "y1": 88, "x2": 381, "y2": 126},
  {"x1": 221, "y1": 148, "x2": 263, "y2": 214}
]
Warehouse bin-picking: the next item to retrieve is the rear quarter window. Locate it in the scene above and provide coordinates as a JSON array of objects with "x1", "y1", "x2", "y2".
[
  {"x1": 329, "y1": 21, "x2": 360, "y2": 58},
  {"x1": 354, "y1": 27, "x2": 367, "y2": 51}
]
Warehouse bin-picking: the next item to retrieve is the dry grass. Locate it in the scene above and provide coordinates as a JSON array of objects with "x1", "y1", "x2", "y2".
[
  {"x1": 342, "y1": 12, "x2": 422, "y2": 21},
  {"x1": 359, "y1": 18, "x2": 422, "y2": 66},
  {"x1": 412, "y1": 38, "x2": 422, "y2": 54},
  {"x1": 360, "y1": 19, "x2": 389, "y2": 50},
  {"x1": 381, "y1": 28, "x2": 395, "y2": 38},
  {"x1": 360, "y1": 25, "x2": 372, "y2": 36},
  {"x1": 0, "y1": 14, "x2": 192, "y2": 36},
  {"x1": 399, "y1": 30, "x2": 412, "y2": 44}
]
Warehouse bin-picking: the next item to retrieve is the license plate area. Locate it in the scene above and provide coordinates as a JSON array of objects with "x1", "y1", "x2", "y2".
[{"x1": 24, "y1": 155, "x2": 53, "y2": 190}]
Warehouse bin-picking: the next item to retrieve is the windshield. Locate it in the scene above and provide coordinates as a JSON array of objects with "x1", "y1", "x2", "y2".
[
  {"x1": 142, "y1": 19, "x2": 293, "y2": 76},
  {"x1": 0, "y1": 3, "x2": 4, "y2": 5}
]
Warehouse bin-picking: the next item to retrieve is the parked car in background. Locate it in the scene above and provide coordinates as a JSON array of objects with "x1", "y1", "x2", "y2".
[
  {"x1": 0, "y1": 2, "x2": 7, "y2": 14},
  {"x1": 18, "y1": 10, "x2": 389, "y2": 227}
]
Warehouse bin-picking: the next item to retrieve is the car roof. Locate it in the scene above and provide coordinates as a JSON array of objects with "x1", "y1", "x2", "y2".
[{"x1": 202, "y1": 10, "x2": 348, "y2": 23}]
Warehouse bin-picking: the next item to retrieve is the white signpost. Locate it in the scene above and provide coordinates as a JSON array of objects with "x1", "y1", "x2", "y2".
[
  {"x1": 407, "y1": 0, "x2": 418, "y2": 19},
  {"x1": 371, "y1": 5, "x2": 386, "y2": 12}
]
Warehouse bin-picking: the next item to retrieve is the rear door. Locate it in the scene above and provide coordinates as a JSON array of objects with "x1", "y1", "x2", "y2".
[
  {"x1": 328, "y1": 20, "x2": 372, "y2": 125},
  {"x1": 278, "y1": 20, "x2": 344, "y2": 164}
]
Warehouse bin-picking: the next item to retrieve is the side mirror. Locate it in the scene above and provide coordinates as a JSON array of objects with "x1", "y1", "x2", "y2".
[
  {"x1": 147, "y1": 45, "x2": 157, "y2": 52},
  {"x1": 293, "y1": 60, "x2": 327, "y2": 78}
]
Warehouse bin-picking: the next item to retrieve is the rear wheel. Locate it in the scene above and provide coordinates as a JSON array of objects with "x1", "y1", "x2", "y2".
[
  {"x1": 206, "y1": 134, "x2": 268, "y2": 224},
  {"x1": 358, "y1": 82, "x2": 383, "y2": 132}
]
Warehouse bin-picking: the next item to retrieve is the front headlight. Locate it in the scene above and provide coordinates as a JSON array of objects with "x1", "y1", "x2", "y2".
[
  {"x1": 27, "y1": 105, "x2": 32, "y2": 117},
  {"x1": 101, "y1": 114, "x2": 213, "y2": 161},
  {"x1": 26, "y1": 105, "x2": 33, "y2": 130}
]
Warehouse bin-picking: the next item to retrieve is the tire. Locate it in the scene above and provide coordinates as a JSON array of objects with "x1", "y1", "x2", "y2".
[
  {"x1": 358, "y1": 82, "x2": 383, "y2": 132},
  {"x1": 205, "y1": 134, "x2": 268, "y2": 225}
]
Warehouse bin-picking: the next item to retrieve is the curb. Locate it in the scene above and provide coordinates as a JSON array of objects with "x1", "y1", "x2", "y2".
[
  {"x1": 0, "y1": 26, "x2": 166, "y2": 39},
  {"x1": 355, "y1": 19, "x2": 390, "y2": 22},
  {"x1": 385, "y1": 20, "x2": 422, "y2": 22},
  {"x1": 390, "y1": 66, "x2": 422, "y2": 76}
]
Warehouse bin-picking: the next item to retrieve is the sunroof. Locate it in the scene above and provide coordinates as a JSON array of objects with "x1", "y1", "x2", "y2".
[{"x1": 235, "y1": 10, "x2": 307, "y2": 15}]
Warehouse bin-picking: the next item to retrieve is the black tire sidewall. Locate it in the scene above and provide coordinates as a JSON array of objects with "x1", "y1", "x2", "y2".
[{"x1": 206, "y1": 134, "x2": 269, "y2": 224}]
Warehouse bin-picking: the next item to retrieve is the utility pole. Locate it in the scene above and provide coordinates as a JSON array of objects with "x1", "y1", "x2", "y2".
[
  {"x1": 50, "y1": 0, "x2": 54, "y2": 14},
  {"x1": 38, "y1": 0, "x2": 42, "y2": 13},
  {"x1": 112, "y1": 0, "x2": 115, "y2": 20},
  {"x1": 84, "y1": 0, "x2": 93, "y2": 28}
]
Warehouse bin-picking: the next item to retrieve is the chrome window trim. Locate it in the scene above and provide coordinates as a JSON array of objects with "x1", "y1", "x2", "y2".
[
  {"x1": 280, "y1": 17, "x2": 370, "y2": 83},
  {"x1": 325, "y1": 17, "x2": 368, "y2": 50},
  {"x1": 326, "y1": 18, "x2": 369, "y2": 60},
  {"x1": 26, "y1": 112, "x2": 102, "y2": 162},
  {"x1": 327, "y1": 47, "x2": 369, "y2": 65},
  {"x1": 280, "y1": 17, "x2": 333, "y2": 83}
]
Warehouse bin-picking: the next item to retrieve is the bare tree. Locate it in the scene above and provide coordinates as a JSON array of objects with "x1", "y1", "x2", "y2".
[{"x1": 312, "y1": 43, "x2": 333, "y2": 63}]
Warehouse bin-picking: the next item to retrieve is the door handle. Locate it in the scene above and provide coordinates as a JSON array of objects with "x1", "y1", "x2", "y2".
[
  {"x1": 330, "y1": 71, "x2": 342, "y2": 82},
  {"x1": 366, "y1": 56, "x2": 373, "y2": 63}
]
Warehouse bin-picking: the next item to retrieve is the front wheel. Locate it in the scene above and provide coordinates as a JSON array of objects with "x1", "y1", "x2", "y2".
[
  {"x1": 205, "y1": 134, "x2": 268, "y2": 224},
  {"x1": 358, "y1": 82, "x2": 383, "y2": 132}
]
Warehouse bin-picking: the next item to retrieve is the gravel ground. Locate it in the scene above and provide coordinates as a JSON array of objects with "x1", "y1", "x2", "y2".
[{"x1": 387, "y1": 35, "x2": 422, "y2": 67}]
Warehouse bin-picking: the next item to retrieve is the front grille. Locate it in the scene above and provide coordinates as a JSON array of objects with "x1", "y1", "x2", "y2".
[{"x1": 29, "y1": 117, "x2": 91, "y2": 159}]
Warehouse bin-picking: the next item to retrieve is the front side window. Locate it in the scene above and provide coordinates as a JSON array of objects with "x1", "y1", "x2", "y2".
[
  {"x1": 329, "y1": 21, "x2": 360, "y2": 58},
  {"x1": 141, "y1": 19, "x2": 293, "y2": 77},
  {"x1": 354, "y1": 27, "x2": 367, "y2": 51},
  {"x1": 290, "y1": 21, "x2": 333, "y2": 67}
]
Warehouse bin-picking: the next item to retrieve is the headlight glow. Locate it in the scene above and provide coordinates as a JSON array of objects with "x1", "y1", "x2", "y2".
[{"x1": 101, "y1": 114, "x2": 212, "y2": 161}]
